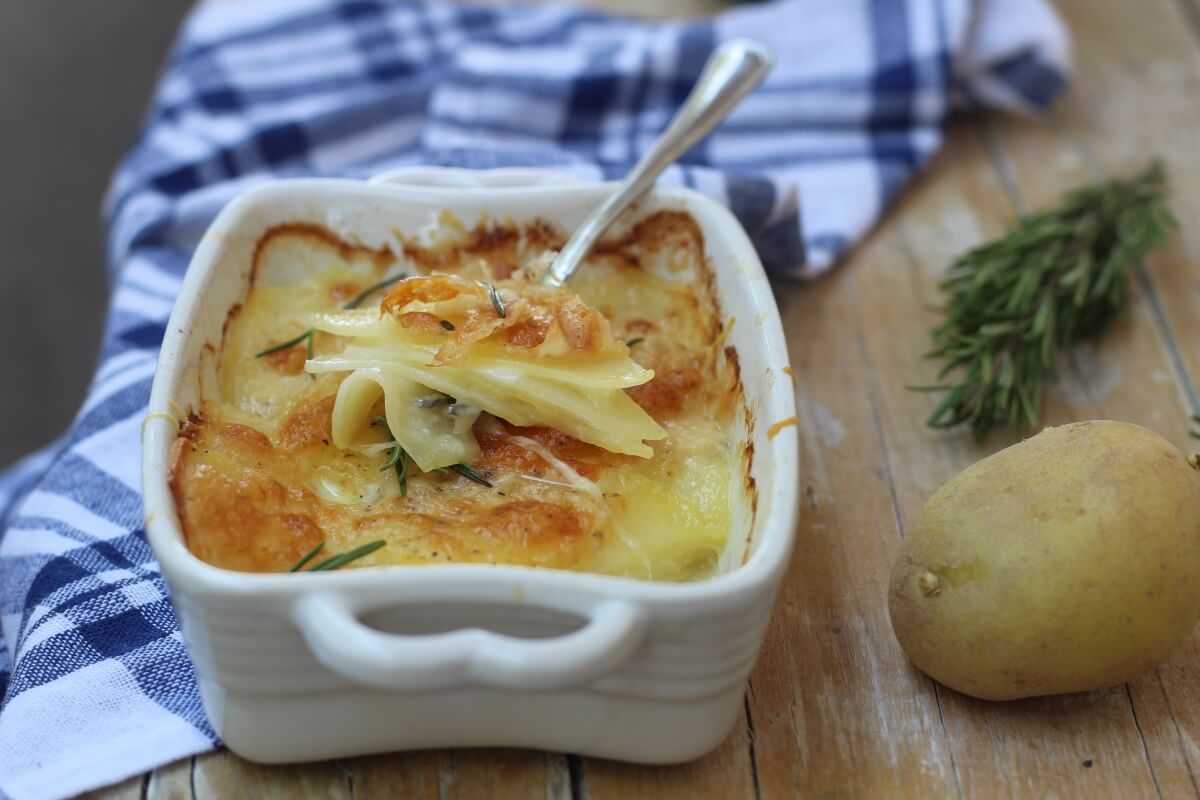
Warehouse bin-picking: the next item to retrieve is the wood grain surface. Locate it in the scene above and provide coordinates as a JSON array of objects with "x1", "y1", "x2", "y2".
[{"x1": 91, "y1": 0, "x2": 1200, "y2": 797}]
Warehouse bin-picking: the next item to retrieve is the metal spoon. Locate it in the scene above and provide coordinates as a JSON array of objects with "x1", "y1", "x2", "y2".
[{"x1": 540, "y1": 38, "x2": 775, "y2": 288}]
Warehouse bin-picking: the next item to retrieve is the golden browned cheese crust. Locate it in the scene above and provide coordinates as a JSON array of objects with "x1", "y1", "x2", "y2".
[
  {"x1": 171, "y1": 210, "x2": 741, "y2": 579},
  {"x1": 171, "y1": 418, "x2": 601, "y2": 572}
]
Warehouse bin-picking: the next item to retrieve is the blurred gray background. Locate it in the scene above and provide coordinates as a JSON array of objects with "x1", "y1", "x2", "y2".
[{"x1": 0, "y1": 1, "x2": 191, "y2": 468}]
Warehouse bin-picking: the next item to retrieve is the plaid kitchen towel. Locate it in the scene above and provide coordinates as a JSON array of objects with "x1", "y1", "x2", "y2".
[{"x1": 0, "y1": 0, "x2": 1069, "y2": 796}]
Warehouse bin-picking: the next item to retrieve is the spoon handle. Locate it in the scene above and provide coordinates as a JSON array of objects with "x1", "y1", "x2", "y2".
[{"x1": 540, "y1": 38, "x2": 775, "y2": 287}]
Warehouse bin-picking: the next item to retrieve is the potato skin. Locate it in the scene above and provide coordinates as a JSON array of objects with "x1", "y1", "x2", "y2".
[{"x1": 889, "y1": 420, "x2": 1200, "y2": 701}]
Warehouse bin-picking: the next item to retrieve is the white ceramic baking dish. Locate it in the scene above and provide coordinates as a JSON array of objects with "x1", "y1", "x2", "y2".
[{"x1": 141, "y1": 168, "x2": 799, "y2": 764}]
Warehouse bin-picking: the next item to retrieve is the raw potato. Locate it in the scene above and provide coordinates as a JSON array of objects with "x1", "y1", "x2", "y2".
[{"x1": 889, "y1": 420, "x2": 1200, "y2": 701}]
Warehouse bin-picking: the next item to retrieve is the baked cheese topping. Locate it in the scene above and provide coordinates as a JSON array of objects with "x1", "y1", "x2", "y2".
[{"x1": 169, "y1": 213, "x2": 742, "y2": 581}]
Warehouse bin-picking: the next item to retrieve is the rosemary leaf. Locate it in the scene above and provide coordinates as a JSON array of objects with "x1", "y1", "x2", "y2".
[
  {"x1": 342, "y1": 274, "x2": 406, "y2": 310},
  {"x1": 308, "y1": 540, "x2": 387, "y2": 571},
  {"x1": 395, "y1": 449, "x2": 410, "y2": 496},
  {"x1": 1191, "y1": 415, "x2": 1200, "y2": 441},
  {"x1": 379, "y1": 441, "x2": 404, "y2": 471},
  {"x1": 626, "y1": 337, "x2": 645, "y2": 347},
  {"x1": 255, "y1": 328, "x2": 314, "y2": 357},
  {"x1": 450, "y1": 463, "x2": 493, "y2": 487},
  {"x1": 914, "y1": 162, "x2": 1176, "y2": 439},
  {"x1": 486, "y1": 282, "x2": 506, "y2": 318},
  {"x1": 287, "y1": 540, "x2": 326, "y2": 572}
]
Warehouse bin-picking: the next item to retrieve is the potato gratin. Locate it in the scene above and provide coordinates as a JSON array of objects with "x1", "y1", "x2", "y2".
[{"x1": 169, "y1": 211, "x2": 744, "y2": 580}]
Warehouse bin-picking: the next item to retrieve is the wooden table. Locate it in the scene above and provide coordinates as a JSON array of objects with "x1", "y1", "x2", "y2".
[{"x1": 90, "y1": 0, "x2": 1200, "y2": 796}]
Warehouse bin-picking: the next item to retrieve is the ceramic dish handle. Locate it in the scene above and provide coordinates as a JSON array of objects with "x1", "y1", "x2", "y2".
[{"x1": 293, "y1": 592, "x2": 648, "y2": 691}]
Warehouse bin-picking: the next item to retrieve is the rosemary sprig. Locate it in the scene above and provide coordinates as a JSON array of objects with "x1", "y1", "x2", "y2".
[
  {"x1": 1190, "y1": 415, "x2": 1200, "y2": 441},
  {"x1": 255, "y1": 272, "x2": 407, "y2": 357},
  {"x1": 288, "y1": 540, "x2": 326, "y2": 572},
  {"x1": 450, "y1": 463, "x2": 493, "y2": 487},
  {"x1": 308, "y1": 540, "x2": 387, "y2": 571},
  {"x1": 914, "y1": 162, "x2": 1176, "y2": 439}
]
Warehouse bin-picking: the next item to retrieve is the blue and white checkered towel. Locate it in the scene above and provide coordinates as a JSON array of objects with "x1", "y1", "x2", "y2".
[{"x1": 0, "y1": 0, "x2": 1069, "y2": 796}]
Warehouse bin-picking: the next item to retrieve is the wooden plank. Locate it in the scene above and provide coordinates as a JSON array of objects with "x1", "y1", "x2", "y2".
[
  {"x1": 1040, "y1": 0, "x2": 1200, "y2": 419},
  {"x1": 146, "y1": 756, "x2": 194, "y2": 800},
  {"x1": 340, "y1": 752, "x2": 441, "y2": 800},
  {"x1": 582, "y1": 705, "x2": 757, "y2": 799},
  {"x1": 348, "y1": 750, "x2": 566, "y2": 800},
  {"x1": 423, "y1": 750, "x2": 568, "y2": 800},
  {"x1": 137, "y1": 748, "x2": 566, "y2": 800},
  {"x1": 745, "y1": 198, "x2": 962, "y2": 796},
  {"x1": 190, "y1": 750, "x2": 351, "y2": 799},
  {"x1": 1126, "y1": 672, "x2": 1200, "y2": 800},
  {"x1": 80, "y1": 774, "x2": 143, "y2": 800}
]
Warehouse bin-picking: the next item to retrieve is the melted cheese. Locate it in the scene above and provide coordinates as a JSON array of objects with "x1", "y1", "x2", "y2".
[{"x1": 170, "y1": 215, "x2": 740, "y2": 581}]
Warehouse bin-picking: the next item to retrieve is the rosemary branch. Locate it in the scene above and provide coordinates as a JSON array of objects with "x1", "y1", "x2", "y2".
[{"x1": 913, "y1": 162, "x2": 1176, "y2": 439}]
